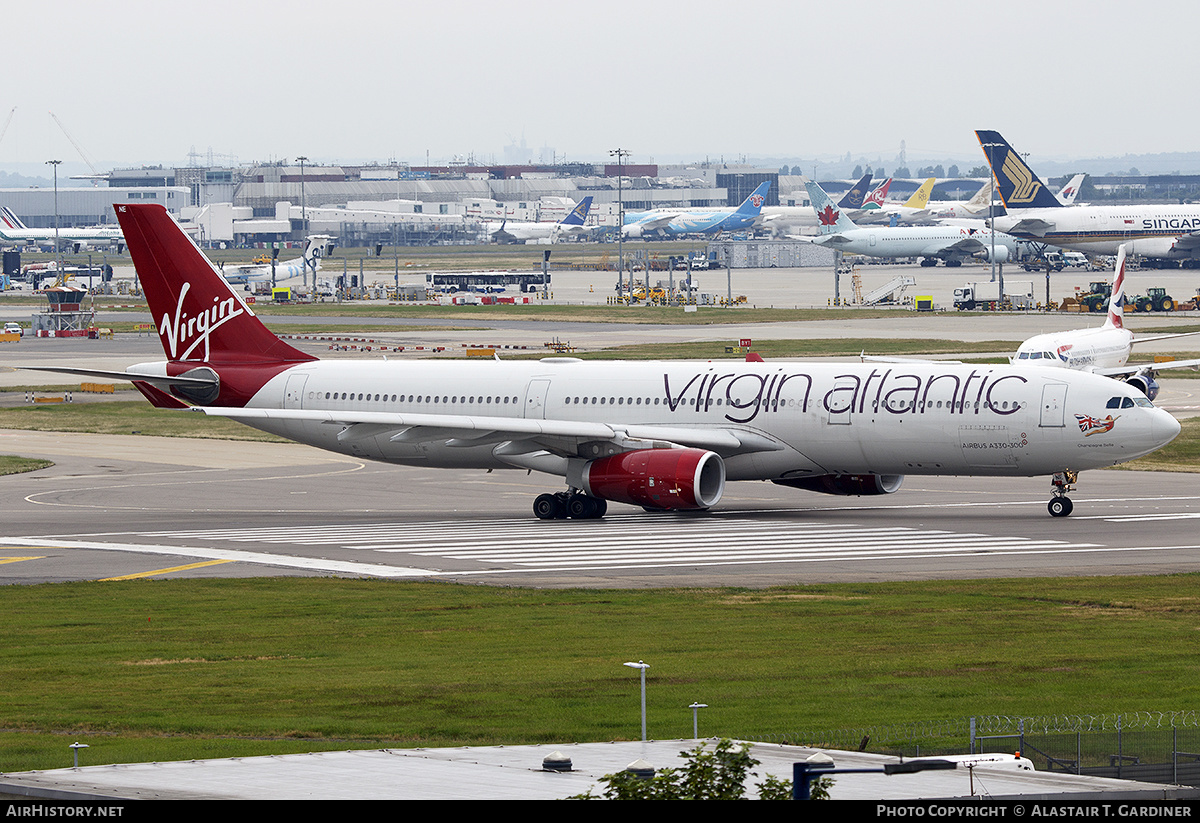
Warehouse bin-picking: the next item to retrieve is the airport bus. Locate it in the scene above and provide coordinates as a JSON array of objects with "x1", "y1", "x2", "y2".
[{"x1": 425, "y1": 271, "x2": 550, "y2": 294}]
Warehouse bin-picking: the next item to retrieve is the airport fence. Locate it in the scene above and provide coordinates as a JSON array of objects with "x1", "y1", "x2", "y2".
[{"x1": 762, "y1": 712, "x2": 1200, "y2": 786}]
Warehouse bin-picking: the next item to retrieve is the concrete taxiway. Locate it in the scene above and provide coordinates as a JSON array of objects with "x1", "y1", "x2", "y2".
[
  {"x1": 1, "y1": 263, "x2": 1198, "y2": 587},
  {"x1": 2, "y1": 430, "x2": 1199, "y2": 588}
]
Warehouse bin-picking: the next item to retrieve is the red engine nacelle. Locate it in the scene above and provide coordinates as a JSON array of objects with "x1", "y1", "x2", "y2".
[
  {"x1": 773, "y1": 474, "x2": 904, "y2": 496},
  {"x1": 581, "y1": 448, "x2": 725, "y2": 510}
]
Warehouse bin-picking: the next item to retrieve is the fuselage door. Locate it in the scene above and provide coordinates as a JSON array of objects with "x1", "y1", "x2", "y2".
[
  {"x1": 525, "y1": 378, "x2": 551, "y2": 420},
  {"x1": 1039, "y1": 382, "x2": 1068, "y2": 427},
  {"x1": 284, "y1": 371, "x2": 309, "y2": 410}
]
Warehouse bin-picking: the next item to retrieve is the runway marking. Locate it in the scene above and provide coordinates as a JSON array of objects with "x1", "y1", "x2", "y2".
[
  {"x1": 100, "y1": 559, "x2": 237, "y2": 581},
  {"x1": 0, "y1": 556, "x2": 46, "y2": 565},
  {"x1": 6, "y1": 538, "x2": 436, "y2": 579},
  {"x1": 109, "y1": 516, "x2": 1105, "y2": 572}
]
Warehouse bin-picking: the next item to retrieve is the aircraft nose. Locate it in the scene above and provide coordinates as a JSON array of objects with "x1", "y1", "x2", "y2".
[{"x1": 1154, "y1": 410, "x2": 1182, "y2": 446}]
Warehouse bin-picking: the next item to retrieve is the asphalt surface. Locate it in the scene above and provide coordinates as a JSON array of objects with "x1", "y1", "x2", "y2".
[{"x1": 1, "y1": 259, "x2": 1198, "y2": 588}]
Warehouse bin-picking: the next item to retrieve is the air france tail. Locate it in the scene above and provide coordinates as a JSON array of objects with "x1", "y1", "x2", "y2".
[
  {"x1": 805, "y1": 181, "x2": 858, "y2": 234},
  {"x1": 975, "y1": 130, "x2": 1062, "y2": 210}
]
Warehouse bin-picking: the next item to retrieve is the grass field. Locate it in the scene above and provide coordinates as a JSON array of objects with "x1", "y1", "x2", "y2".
[{"x1": 3, "y1": 575, "x2": 1200, "y2": 772}]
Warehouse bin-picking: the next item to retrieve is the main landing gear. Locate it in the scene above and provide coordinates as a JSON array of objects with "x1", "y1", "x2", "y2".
[
  {"x1": 533, "y1": 491, "x2": 608, "y2": 520},
  {"x1": 1048, "y1": 470, "x2": 1078, "y2": 517}
]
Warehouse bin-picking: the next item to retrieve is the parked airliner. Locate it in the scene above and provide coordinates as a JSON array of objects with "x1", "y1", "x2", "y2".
[
  {"x1": 623, "y1": 182, "x2": 770, "y2": 238},
  {"x1": 29, "y1": 205, "x2": 1180, "y2": 519},
  {"x1": 1013, "y1": 245, "x2": 1200, "y2": 398},
  {"x1": 484, "y1": 196, "x2": 593, "y2": 244},
  {"x1": 978, "y1": 130, "x2": 1200, "y2": 262},
  {"x1": 218, "y1": 235, "x2": 334, "y2": 285},
  {"x1": 806, "y1": 181, "x2": 1017, "y2": 266},
  {"x1": 0, "y1": 207, "x2": 123, "y2": 249}
]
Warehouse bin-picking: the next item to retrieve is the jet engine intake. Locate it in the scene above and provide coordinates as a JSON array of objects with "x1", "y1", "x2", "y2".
[
  {"x1": 581, "y1": 448, "x2": 725, "y2": 510},
  {"x1": 979, "y1": 244, "x2": 1010, "y2": 263},
  {"x1": 1125, "y1": 374, "x2": 1160, "y2": 401},
  {"x1": 773, "y1": 473, "x2": 904, "y2": 496}
]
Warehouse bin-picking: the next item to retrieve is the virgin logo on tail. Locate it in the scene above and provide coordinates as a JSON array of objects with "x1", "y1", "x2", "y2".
[{"x1": 159, "y1": 281, "x2": 246, "y2": 361}]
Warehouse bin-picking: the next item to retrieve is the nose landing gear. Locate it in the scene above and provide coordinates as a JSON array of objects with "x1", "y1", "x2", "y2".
[{"x1": 1048, "y1": 470, "x2": 1078, "y2": 517}]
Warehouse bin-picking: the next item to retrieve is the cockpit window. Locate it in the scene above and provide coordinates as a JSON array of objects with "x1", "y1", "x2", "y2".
[
  {"x1": 1134, "y1": 397, "x2": 1153, "y2": 408},
  {"x1": 1017, "y1": 352, "x2": 1029, "y2": 360},
  {"x1": 1107, "y1": 397, "x2": 1121, "y2": 409}
]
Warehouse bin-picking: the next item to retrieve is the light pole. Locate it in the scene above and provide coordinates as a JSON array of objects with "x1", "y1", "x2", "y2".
[
  {"x1": 610, "y1": 148, "x2": 629, "y2": 296},
  {"x1": 689, "y1": 702, "x2": 708, "y2": 739},
  {"x1": 296, "y1": 156, "x2": 309, "y2": 289},
  {"x1": 46, "y1": 160, "x2": 62, "y2": 274},
  {"x1": 624, "y1": 660, "x2": 649, "y2": 741},
  {"x1": 980, "y1": 142, "x2": 1002, "y2": 288}
]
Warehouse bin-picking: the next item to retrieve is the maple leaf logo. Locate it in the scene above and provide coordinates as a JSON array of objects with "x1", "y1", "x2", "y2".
[{"x1": 818, "y1": 205, "x2": 840, "y2": 226}]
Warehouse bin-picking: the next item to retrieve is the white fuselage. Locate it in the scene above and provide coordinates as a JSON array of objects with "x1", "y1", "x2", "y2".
[
  {"x1": 815, "y1": 226, "x2": 1016, "y2": 262},
  {"x1": 131, "y1": 357, "x2": 1178, "y2": 480},
  {"x1": 1014, "y1": 326, "x2": 1133, "y2": 372},
  {"x1": 994, "y1": 205, "x2": 1200, "y2": 257}
]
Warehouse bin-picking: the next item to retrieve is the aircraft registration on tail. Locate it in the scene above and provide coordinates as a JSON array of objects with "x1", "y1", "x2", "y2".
[{"x1": 25, "y1": 205, "x2": 1181, "y2": 519}]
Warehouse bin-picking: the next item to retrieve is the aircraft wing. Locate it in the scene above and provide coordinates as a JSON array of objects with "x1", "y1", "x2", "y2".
[
  {"x1": 628, "y1": 213, "x2": 679, "y2": 232},
  {"x1": 860, "y1": 354, "x2": 962, "y2": 365},
  {"x1": 1004, "y1": 217, "x2": 1055, "y2": 237},
  {"x1": 1168, "y1": 232, "x2": 1200, "y2": 251},
  {"x1": 194, "y1": 407, "x2": 786, "y2": 459},
  {"x1": 1095, "y1": 358, "x2": 1200, "y2": 379}
]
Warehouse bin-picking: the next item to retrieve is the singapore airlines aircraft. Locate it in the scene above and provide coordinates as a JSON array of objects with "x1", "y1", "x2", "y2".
[
  {"x1": 218, "y1": 235, "x2": 335, "y2": 285},
  {"x1": 1013, "y1": 245, "x2": 1200, "y2": 398},
  {"x1": 30, "y1": 205, "x2": 1180, "y2": 520},
  {"x1": 806, "y1": 181, "x2": 1017, "y2": 266},
  {"x1": 978, "y1": 130, "x2": 1200, "y2": 261}
]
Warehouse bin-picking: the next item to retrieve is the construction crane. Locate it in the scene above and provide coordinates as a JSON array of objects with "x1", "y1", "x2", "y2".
[{"x1": 49, "y1": 111, "x2": 106, "y2": 180}]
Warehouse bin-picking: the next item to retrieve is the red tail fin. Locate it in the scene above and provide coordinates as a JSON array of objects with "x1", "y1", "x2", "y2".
[{"x1": 115, "y1": 204, "x2": 315, "y2": 365}]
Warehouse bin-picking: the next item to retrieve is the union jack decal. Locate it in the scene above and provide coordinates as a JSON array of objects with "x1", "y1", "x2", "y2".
[{"x1": 1076, "y1": 414, "x2": 1118, "y2": 436}]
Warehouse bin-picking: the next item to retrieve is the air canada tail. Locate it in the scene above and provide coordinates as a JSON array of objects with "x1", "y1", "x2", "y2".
[
  {"x1": 975, "y1": 130, "x2": 1062, "y2": 210},
  {"x1": 732, "y1": 182, "x2": 771, "y2": 217},
  {"x1": 805, "y1": 180, "x2": 858, "y2": 233},
  {"x1": 114, "y1": 204, "x2": 316, "y2": 366},
  {"x1": 1106, "y1": 245, "x2": 1127, "y2": 330},
  {"x1": 560, "y1": 195, "x2": 594, "y2": 227}
]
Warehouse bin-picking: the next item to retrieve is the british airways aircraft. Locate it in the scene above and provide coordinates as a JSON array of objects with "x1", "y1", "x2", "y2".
[
  {"x1": 978, "y1": 130, "x2": 1200, "y2": 261},
  {"x1": 622, "y1": 182, "x2": 770, "y2": 238},
  {"x1": 1013, "y1": 245, "x2": 1200, "y2": 398},
  {"x1": 30, "y1": 205, "x2": 1181, "y2": 520}
]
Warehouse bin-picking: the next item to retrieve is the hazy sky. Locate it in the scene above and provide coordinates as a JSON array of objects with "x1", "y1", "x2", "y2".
[{"x1": 2, "y1": 0, "x2": 1192, "y2": 174}]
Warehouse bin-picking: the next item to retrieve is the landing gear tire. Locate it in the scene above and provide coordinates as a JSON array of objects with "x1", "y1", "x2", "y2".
[
  {"x1": 568, "y1": 494, "x2": 607, "y2": 519},
  {"x1": 1048, "y1": 497, "x2": 1074, "y2": 518},
  {"x1": 534, "y1": 493, "x2": 567, "y2": 520}
]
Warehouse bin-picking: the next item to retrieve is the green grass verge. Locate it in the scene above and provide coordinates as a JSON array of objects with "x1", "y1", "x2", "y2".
[
  {"x1": 3, "y1": 575, "x2": 1200, "y2": 772},
  {"x1": 0, "y1": 401, "x2": 287, "y2": 441},
  {"x1": 0, "y1": 455, "x2": 52, "y2": 475}
]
